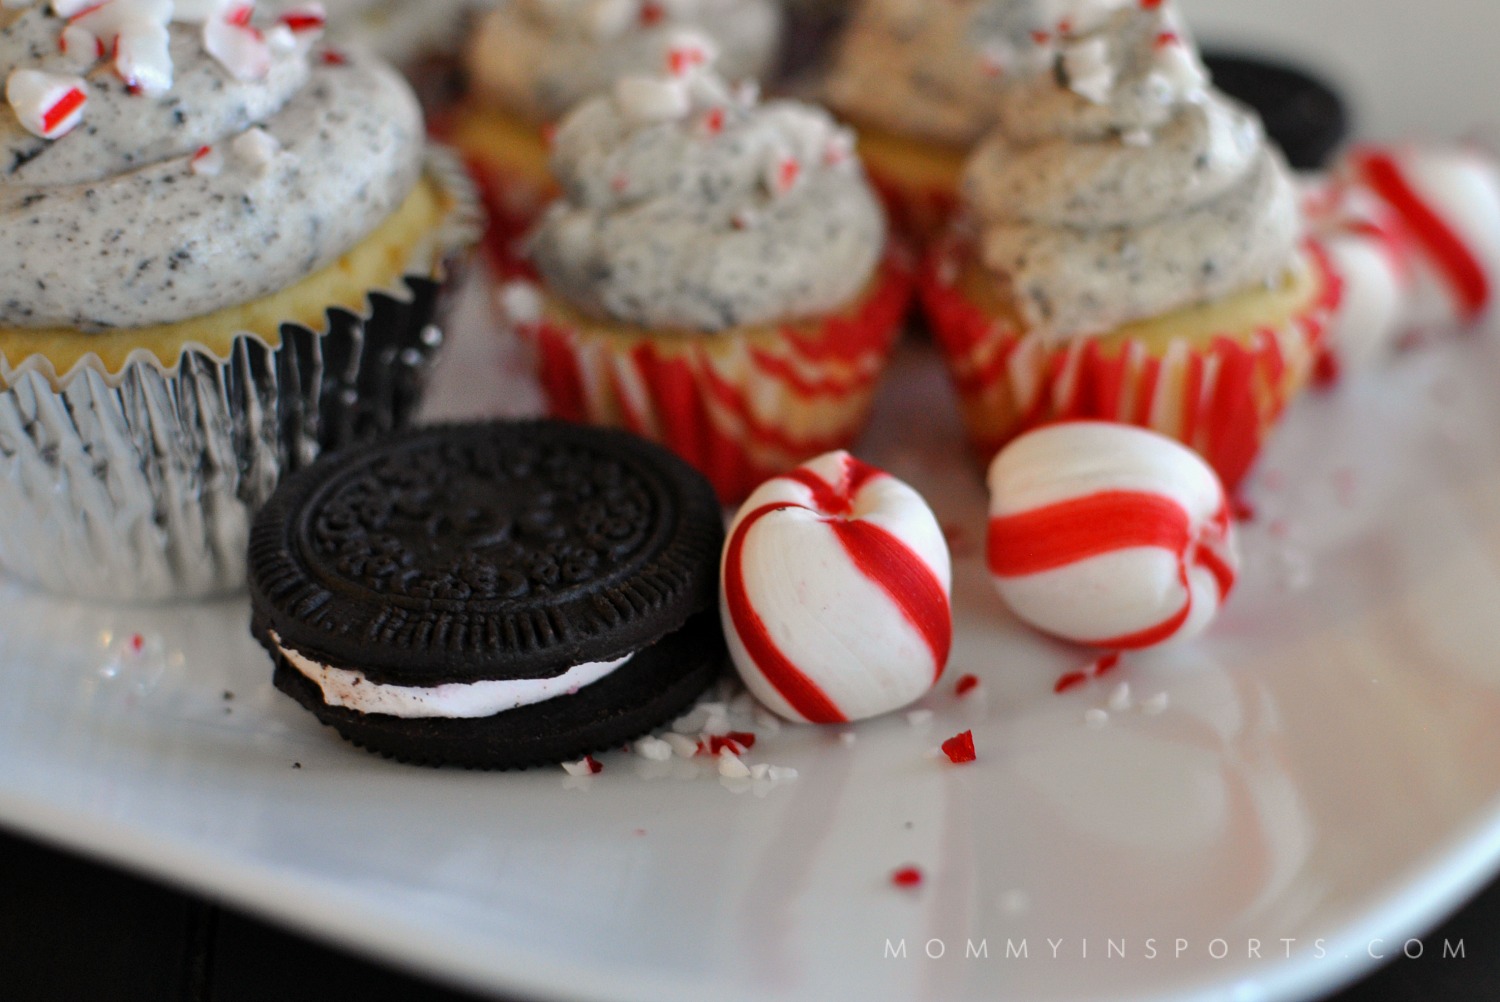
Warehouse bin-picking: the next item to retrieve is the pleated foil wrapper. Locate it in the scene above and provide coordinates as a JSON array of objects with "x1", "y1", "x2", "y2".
[{"x1": 0, "y1": 149, "x2": 482, "y2": 603}]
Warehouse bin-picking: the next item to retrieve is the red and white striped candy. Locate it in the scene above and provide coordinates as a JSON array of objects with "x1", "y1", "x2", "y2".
[
  {"x1": 1348, "y1": 144, "x2": 1500, "y2": 329},
  {"x1": 721, "y1": 451, "x2": 953, "y2": 724},
  {"x1": 1301, "y1": 175, "x2": 1410, "y2": 372},
  {"x1": 986, "y1": 422, "x2": 1238, "y2": 650},
  {"x1": 5, "y1": 69, "x2": 89, "y2": 140}
]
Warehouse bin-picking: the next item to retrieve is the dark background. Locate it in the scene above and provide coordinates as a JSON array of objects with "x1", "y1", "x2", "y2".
[{"x1": 0, "y1": 826, "x2": 1493, "y2": 1002}]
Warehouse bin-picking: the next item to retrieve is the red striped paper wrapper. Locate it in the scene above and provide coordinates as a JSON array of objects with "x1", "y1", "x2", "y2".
[
  {"x1": 461, "y1": 152, "x2": 554, "y2": 281},
  {"x1": 919, "y1": 241, "x2": 1344, "y2": 491},
  {"x1": 518, "y1": 254, "x2": 914, "y2": 503},
  {"x1": 866, "y1": 167, "x2": 961, "y2": 251}
]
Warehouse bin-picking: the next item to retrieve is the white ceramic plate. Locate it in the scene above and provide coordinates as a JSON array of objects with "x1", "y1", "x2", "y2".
[{"x1": 4, "y1": 3, "x2": 1500, "y2": 1001}]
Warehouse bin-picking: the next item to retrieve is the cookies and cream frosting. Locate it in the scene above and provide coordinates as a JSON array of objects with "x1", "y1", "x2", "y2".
[
  {"x1": 0, "y1": 1, "x2": 423, "y2": 330},
  {"x1": 825, "y1": 0, "x2": 1049, "y2": 148},
  {"x1": 272, "y1": 631, "x2": 634, "y2": 719},
  {"x1": 466, "y1": 0, "x2": 781, "y2": 127},
  {"x1": 962, "y1": 0, "x2": 1303, "y2": 338},
  {"x1": 528, "y1": 34, "x2": 885, "y2": 332}
]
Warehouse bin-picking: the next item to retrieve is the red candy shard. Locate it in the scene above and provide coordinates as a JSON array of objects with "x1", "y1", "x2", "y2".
[
  {"x1": 704, "y1": 732, "x2": 758, "y2": 756},
  {"x1": 584, "y1": 755, "x2": 603, "y2": 775},
  {"x1": 891, "y1": 866, "x2": 923, "y2": 888},
  {"x1": 940, "y1": 731, "x2": 976, "y2": 764},
  {"x1": 127, "y1": 633, "x2": 145, "y2": 654},
  {"x1": 701, "y1": 106, "x2": 725, "y2": 135},
  {"x1": 954, "y1": 674, "x2": 980, "y2": 696},
  {"x1": 1095, "y1": 652, "x2": 1121, "y2": 677},
  {"x1": 1030, "y1": 30, "x2": 1051, "y2": 45},
  {"x1": 1154, "y1": 31, "x2": 1180, "y2": 48},
  {"x1": 319, "y1": 48, "x2": 347, "y2": 65},
  {"x1": 1140, "y1": 0, "x2": 1164, "y2": 8},
  {"x1": 41, "y1": 88, "x2": 86, "y2": 134},
  {"x1": 639, "y1": 1, "x2": 664, "y2": 26}
]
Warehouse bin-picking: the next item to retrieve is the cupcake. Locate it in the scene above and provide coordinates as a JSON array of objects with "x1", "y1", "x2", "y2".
[
  {"x1": 824, "y1": 0, "x2": 1044, "y2": 245},
  {"x1": 444, "y1": 0, "x2": 783, "y2": 274},
  {"x1": 0, "y1": 2, "x2": 480, "y2": 601},
  {"x1": 920, "y1": 1, "x2": 1340, "y2": 491},
  {"x1": 511, "y1": 38, "x2": 912, "y2": 503}
]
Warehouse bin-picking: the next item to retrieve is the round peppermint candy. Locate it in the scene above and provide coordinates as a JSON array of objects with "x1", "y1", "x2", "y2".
[
  {"x1": 720, "y1": 451, "x2": 952, "y2": 724},
  {"x1": 986, "y1": 422, "x2": 1239, "y2": 650},
  {"x1": 1350, "y1": 144, "x2": 1500, "y2": 329}
]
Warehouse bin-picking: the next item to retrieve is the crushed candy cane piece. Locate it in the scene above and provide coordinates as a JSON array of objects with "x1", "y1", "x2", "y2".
[
  {"x1": 663, "y1": 733, "x2": 699, "y2": 758},
  {"x1": 891, "y1": 866, "x2": 923, "y2": 888},
  {"x1": 633, "y1": 736, "x2": 673, "y2": 761},
  {"x1": 205, "y1": 4, "x2": 271, "y2": 82},
  {"x1": 6, "y1": 70, "x2": 89, "y2": 139},
  {"x1": 190, "y1": 143, "x2": 223, "y2": 176},
  {"x1": 1084, "y1": 708, "x2": 1109, "y2": 728},
  {"x1": 717, "y1": 751, "x2": 751, "y2": 779},
  {"x1": 230, "y1": 126, "x2": 280, "y2": 170},
  {"x1": 766, "y1": 765, "x2": 797, "y2": 782},
  {"x1": 906, "y1": 709, "x2": 933, "y2": 728},
  {"x1": 940, "y1": 730, "x2": 976, "y2": 764},
  {"x1": 615, "y1": 74, "x2": 690, "y2": 124},
  {"x1": 562, "y1": 755, "x2": 603, "y2": 776},
  {"x1": 954, "y1": 674, "x2": 980, "y2": 696},
  {"x1": 1108, "y1": 682, "x2": 1132, "y2": 713},
  {"x1": 1142, "y1": 692, "x2": 1170, "y2": 715},
  {"x1": 838, "y1": 731, "x2": 856, "y2": 747}
]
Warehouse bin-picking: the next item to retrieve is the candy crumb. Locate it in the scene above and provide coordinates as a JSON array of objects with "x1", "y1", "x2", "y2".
[
  {"x1": 940, "y1": 730, "x2": 977, "y2": 764},
  {"x1": 562, "y1": 756, "x2": 603, "y2": 777},
  {"x1": 891, "y1": 866, "x2": 923, "y2": 888},
  {"x1": 1142, "y1": 692, "x2": 1170, "y2": 715},
  {"x1": 1084, "y1": 708, "x2": 1109, "y2": 729},
  {"x1": 906, "y1": 709, "x2": 934, "y2": 728},
  {"x1": 633, "y1": 736, "x2": 673, "y2": 762},
  {"x1": 717, "y1": 751, "x2": 751, "y2": 779},
  {"x1": 1108, "y1": 682, "x2": 1132, "y2": 713},
  {"x1": 955, "y1": 674, "x2": 981, "y2": 696}
]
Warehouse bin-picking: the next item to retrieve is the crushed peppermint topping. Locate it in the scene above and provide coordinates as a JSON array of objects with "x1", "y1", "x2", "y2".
[
  {"x1": 190, "y1": 143, "x2": 224, "y2": 175},
  {"x1": 5, "y1": 69, "x2": 89, "y2": 139},
  {"x1": 891, "y1": 866, "x2": 923, "y2": 888},
  {"x1": 954, "y1": 674, "x2": 981, "y2": 697},
  {"x1": 940, "y1": 730, "x2": 977, "y2": 764},
  {"x1": 561, "y1": 755, "x2": 603, "y2": 776},
  {"x1": 717, "y1": 750, "x2": 751, "y2": 778},
  {"x1": 230, "y1": 126, "x2": 280, "y2": 170}
]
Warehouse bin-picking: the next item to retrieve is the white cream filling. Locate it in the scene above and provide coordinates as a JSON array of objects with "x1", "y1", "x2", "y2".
[{"x1": 271, "y1": 632, "x2": 633, "y2": 720}]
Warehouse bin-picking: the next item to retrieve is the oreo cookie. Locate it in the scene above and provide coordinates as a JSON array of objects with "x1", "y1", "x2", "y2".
[
  {"x1": 1203, "y1": 49, "x2": 1349, "y2": 170},
  {"x1": 248, "y1": 420, "x2": 726, "y2": 769}
]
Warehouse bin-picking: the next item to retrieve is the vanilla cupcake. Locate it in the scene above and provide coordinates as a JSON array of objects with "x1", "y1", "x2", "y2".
[
  {"x1": 825, "y1": 0, "x2": 1048, "y2": 245},
  {"x1": 0, "y1": 2, "x2": 479, "y2": 601},
  {"x1": 445, "y1": 0, "x2": 782, "y2": 274},
  {"x1": 920, "y1": 0, "x2": 1339, "y2": 491},
  {"x1": 512, "y1": 37, "x2": 911, "y2": 502}
]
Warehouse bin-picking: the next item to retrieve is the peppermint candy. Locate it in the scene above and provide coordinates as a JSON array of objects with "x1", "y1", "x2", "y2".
[
  {"x1": 986, "y1": 422, "x2": 1239, "y2": 650},
  {"x1": 5, "y1": 68, "x2": 88, "y2": 139},
  {"x1": 1348, "y1": 144, "x2": 1500, "y2": 329},
  {"x1": 1301, "y1": 175, "x2": 1410, "y2": 372},
  {"x1": 721, "y1": 451, "x2": 953, "y2": 725}
]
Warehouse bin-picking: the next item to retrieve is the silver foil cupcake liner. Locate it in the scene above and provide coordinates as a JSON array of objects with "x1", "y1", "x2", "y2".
[{"x1": 0, "y1": 148, "x2": 483, "y2": 603}]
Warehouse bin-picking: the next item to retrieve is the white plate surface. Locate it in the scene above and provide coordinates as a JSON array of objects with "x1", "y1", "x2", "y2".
[{"x1": 3, "y1": 3, "x2": 1500, "y2": 1001}]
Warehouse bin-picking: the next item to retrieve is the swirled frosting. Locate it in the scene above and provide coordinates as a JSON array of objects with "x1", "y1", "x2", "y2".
[
  {"x1": 825, "y1": 0, "x2": 1051, "y2": 148},
  {"x1": 466, "y1": 0, "x2": 781, "y2": 127},
  {"x1": 962, "y1": 1, "x2": 1302, "y2": 338},
  {"x1": 528, "y1": 36, "x2": 885, "y2": 332},
  {"x1": 1, "y1": 2, "x2": 423, "y2": 330}
]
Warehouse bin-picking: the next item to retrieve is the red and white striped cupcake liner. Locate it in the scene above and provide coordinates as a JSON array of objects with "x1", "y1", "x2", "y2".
[
  {"x1": 919, "y1": 241, "x2": 1344, "y2": 492},
  {"x1": 518, "y1": 254, "x2": 915, "y2": 503}
]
